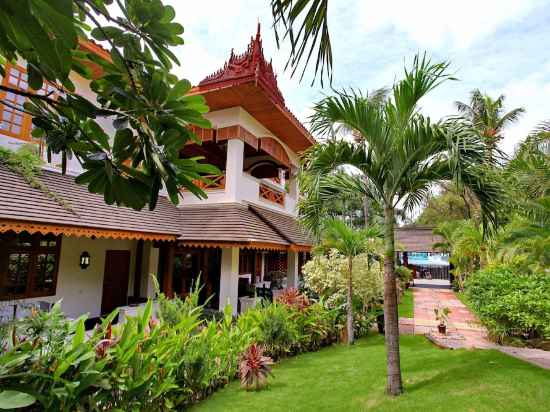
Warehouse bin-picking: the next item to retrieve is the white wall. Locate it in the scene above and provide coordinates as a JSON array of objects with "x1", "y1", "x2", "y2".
[
  {"x1": 182, "y1": 106, "x2": 299, "y2": 215},
  {"x1": 11, "y1": 236, "x2": 138, "y2": 319},
  {"x1": 55, "y1": 236, "x2": 138, "y2": 319}
]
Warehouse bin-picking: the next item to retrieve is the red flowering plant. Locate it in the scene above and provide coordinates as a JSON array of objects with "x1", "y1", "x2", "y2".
[
  {"x1": 239, "y1": 343, "x2": 274, "y2": 391},
  {"x1": 275, "y1": 288, "x2": 310, "y2": 311}
]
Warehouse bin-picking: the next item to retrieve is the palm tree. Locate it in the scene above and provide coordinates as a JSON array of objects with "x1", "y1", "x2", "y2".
[
  {"x1": 299, "y1": 54, "x2": 500, "y2": 395},
  {"x1": 455, "y1": 90, "x2": 525, "y2": 160},
  {"x1": 319, "y1": 218, "x2": 381, "y2": 345}
]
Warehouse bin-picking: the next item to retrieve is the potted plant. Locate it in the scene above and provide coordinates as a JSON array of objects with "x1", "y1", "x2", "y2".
[{"x1": 434, "y1": 306, "x2": 451, "y2": 334}]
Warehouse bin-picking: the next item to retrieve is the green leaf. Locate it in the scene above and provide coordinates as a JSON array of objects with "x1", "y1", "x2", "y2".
[
  {"x1": 30, "y1": 0, "x2": 77, "y2": 50},
  {"x1": 27, "y1": 64, "x2": 43, "y2": 90},
  {"x1": 91, "y1": 26, "x2": 123, "y2": 41},
  {"x1": 166, "y1": 79, "x2": 191, "y2": 101},
  {"x1": 72, "y1": 317, "x2": 85, "y2": 350},
  {"x1": 0, "y1": 391, "x2": 36, "y2": 409},
  {"x1": 31, "y1": 128, "x2": 45, "y2": 138}
]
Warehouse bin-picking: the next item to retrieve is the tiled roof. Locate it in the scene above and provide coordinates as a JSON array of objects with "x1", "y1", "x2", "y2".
[
  {"x1": 178, "y1": 203, "x2": 312, "y2": 247},
  {"x1": 0, "y1": 164, "x2": 312, "y2": 247},
  {"x1": 394, "y1": 227, "x2": 443, "y2": 252},
  {"x1": 248, "y1": 204, "x2": 312, "y2": 246},
  {"x1": 0, "y1": 163, "x2": 182, "y2": 236}
]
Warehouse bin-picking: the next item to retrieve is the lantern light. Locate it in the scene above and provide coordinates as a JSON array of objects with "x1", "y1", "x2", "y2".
[{"x1": 80, "y1": 251, "x2": 91, "y2": 269}]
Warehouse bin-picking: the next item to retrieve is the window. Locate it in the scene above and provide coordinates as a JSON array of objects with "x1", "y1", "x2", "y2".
[
  {"x1": 0, "y1": 231, "x2": 61, "y2": 300},
  {"x1": 0, "y1": 63, "x2": 60, "y2": 141}
]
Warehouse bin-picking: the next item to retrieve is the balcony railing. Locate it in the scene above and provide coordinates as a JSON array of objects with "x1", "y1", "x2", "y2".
[
  {"x1": 189, "y1": 174, "x2": 225, "y2": 190},
  {"x1": 259, "y1": 183, "x2": 285, "y2": 206}
]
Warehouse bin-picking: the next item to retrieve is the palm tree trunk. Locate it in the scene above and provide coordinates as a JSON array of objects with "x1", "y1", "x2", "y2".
[
  {"x1": 363, "y1": 195, "x2": 370, "y2": 227},
  {"x1": 383, "y1": 206, "x2": 403, "y2": 395},
  {"x1": 347, "y1": 256, "x2": 354, "y2": 345}
]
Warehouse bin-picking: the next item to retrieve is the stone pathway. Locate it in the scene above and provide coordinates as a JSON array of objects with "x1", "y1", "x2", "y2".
[{"x1": 412, "y1": 286, "x2": 550, "y2": 369}]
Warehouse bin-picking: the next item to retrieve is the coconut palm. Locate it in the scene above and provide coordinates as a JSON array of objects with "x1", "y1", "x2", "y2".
[
  {"x1": 319, "y1": 218, "x2": 381, "y2": 345},
  {"x1": 299, "y1": 54, "x2": 501, "y2": 395},
  {"x1": 455, "y1": 90, "x2": 525, "y2": 160}
]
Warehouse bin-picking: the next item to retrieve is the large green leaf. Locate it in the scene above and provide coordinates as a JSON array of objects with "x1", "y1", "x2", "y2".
[{"x1": 0, "y1": 391, "x2": 36, "y2": 409}]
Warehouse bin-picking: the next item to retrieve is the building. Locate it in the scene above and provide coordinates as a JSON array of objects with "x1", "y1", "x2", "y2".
[
  {"x1": 395, "y1": 226, "x2": 450, "y2": 282},
  {"x1": 0, "y1": 25, "x2": 313, "y2": 322}
]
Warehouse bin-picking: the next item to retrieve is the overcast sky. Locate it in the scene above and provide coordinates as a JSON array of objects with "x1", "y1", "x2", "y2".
[{"x1": 166, "y1": 0, "x2": 550, "y2": 154}]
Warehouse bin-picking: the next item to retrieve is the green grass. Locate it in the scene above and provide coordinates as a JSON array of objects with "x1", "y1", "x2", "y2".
[
  {"x1": 398, "y1": 289, "x2": 414, "y2": 318},
  {"x1": 192, "y1": 335, "x2": 550, "y2": 412}
]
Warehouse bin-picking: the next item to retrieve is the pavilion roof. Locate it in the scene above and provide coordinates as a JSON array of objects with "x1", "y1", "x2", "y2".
[
  {"x1": 394, "y1": 226, "x2": 444, "y2": 252},
  {"x1": 189, "y1": 24, "x2": 315, "y2": 153}
]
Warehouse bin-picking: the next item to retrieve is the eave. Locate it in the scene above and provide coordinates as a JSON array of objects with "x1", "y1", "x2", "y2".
[{"x1": 189, "y1": 81, "x2": 315, "y2": 153}]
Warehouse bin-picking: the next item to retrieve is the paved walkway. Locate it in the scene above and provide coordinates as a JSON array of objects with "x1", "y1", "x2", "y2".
[{"x1": 412, "y1": 286, "x2": 550, "y2": 369}]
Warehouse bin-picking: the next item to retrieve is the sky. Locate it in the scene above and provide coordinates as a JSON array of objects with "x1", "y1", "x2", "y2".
[{"x1": 166, "y1": 0, "x2": 550, "y2": 154}]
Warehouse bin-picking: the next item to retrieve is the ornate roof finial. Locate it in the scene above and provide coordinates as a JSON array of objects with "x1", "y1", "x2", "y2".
[{"x1": 197, "y1": 22, "x2": 285, "y2": 106}]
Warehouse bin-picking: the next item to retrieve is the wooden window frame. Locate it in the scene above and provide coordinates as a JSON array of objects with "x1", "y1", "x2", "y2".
[
  {"x1": 0, "y1": 63, "x2": 60, "y2": 142},
  {"x1": 0, "y1": 232, "x2": 62, "y2": 301},
  {"x1": 0, "y1": 63, "x2": 34, "y2": 141}
]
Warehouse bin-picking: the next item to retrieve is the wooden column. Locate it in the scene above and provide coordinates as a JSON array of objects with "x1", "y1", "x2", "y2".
[
  {"x1": 162, "y1": 242, "x2": 175, "y2": 298},
  {"x1": 133, "y1": 239, "x2": 144, "y2": 298},
  {"x1": 203, "y1": 249, "x2": 212, "y2": 298}
]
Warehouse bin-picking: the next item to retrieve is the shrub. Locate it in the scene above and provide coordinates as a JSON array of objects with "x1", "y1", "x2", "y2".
[
  {"x1": 275, "y1": 288, "x2": 310, "y2": 311},
  {"x1": 302, "y1": 250, "x2": 384, "y2": 311},
  {"x1": 395, "y1": 265, "x2": 412, "y2": 287},
  {"x1": 302, "y1": 250, "x2": 382, "y2": 338},
  {"x1": 464, "y1": 266, "x2": 550, "y2": 342},
  {"x1": 239, "y1": 344, "x2": 273, "y2": 391},
  {"x1": 238, "y1": 302, "x2": 299, "y2": 360}
]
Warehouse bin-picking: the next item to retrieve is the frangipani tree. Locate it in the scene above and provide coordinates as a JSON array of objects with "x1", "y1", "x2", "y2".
[
  {"x1": 0, "y1": 0, "x2": 218, "y2": 210},
  {"x1": 319, "y1": 218, "x2": 381, "y2": 345},
  {"x1": 299, "y1": 54, "x2": 501, "y2": 395}
]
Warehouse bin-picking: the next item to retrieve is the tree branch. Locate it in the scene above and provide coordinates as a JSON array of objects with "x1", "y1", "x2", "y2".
[{"x1": 0, "y1": 85, "x2": 58, "y2": 105}]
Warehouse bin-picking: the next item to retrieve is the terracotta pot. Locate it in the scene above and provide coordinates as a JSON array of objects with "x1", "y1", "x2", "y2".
[{"x1": 438, "y1": 323, "x2": 447, "y2": 335}]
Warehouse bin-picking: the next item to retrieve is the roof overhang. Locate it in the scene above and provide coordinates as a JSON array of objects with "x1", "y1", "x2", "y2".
[
  {"x1": 0, "y1": 219, "x2": 177, "y2": 242},
  {"x1": 178, "y1": 240, "x2": 289, "y2": 251},
  {"x1": 190, "y1": 80, "x2": 314, "y2": 154},
  {"x1": 394, "y1": 227, "x2": 443, "y2": 252}
]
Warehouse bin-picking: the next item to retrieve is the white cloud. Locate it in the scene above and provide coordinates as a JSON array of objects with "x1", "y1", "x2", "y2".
[
  {"x1": 357, "y1": 0, "x2": 539, "y2": 49},
  {"x1": 498, "y1": 71, "x2": 550, "y2": 154}
]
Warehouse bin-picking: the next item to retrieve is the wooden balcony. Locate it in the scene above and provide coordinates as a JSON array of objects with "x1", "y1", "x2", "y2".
[
  {"x1": 259, "y1": 183, "x2": 285, "y2": 206},
  {"x1": 186, "y1": 174, "x2": 225, "y2": 191}
]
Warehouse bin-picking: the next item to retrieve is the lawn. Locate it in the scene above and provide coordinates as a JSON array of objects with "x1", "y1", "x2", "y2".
[
  {"x1": 192, "y1": 335, "x2": 550, "y2": 412},
  {"x1": 398, "y1": 289, "x2": 414, "y2": 318}
]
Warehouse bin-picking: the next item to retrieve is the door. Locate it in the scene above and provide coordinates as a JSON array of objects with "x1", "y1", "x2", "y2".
[{"x1": 101, "y1": 250, "x2": 131, "y2": 315}]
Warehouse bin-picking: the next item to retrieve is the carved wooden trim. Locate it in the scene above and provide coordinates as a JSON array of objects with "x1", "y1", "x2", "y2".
[
  {"x1": 216, "y1": 125, "x2": 259, "y2": 149},
  {"x1": 260, "y1": 137, "x2": 291, "y2": 168},
  {"x1": 259, "y1": 183, "x2": 285, "y2": 206},
  {"x1": 0, "y1": 219, "x2": 177, "y2": 241},
  {"x1": 198, "y1": 24, "x2": 285, "y2": 106},
  {"x1": 189, "y1": 125, "x2": 215, "y2": 143},
  {"x1": 177, "y1": 240, "x2": 288, "y2": 251},
  {"x1": 289, "y1": 244, "x2": 312, "y2": 252}
]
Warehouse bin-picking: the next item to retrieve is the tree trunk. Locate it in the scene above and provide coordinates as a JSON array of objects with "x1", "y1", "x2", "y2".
[
  {"x1": 363, "y1": 195, "x2": 370, "y2": 227},
  {"x1": 383, "y1": 206, "x2": 403, "y2": 395},
  {"x1": 346, "y1": 256, "x2": 354, "y2": 345}
]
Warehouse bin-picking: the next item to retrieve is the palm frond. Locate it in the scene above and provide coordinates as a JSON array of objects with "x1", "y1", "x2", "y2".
[
  {"x1": 271, "y1": 0, "x2": 332, "y2": 86},
  {"x1": 496, "y1": 107, "x2": 525, "y2": 129}
]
